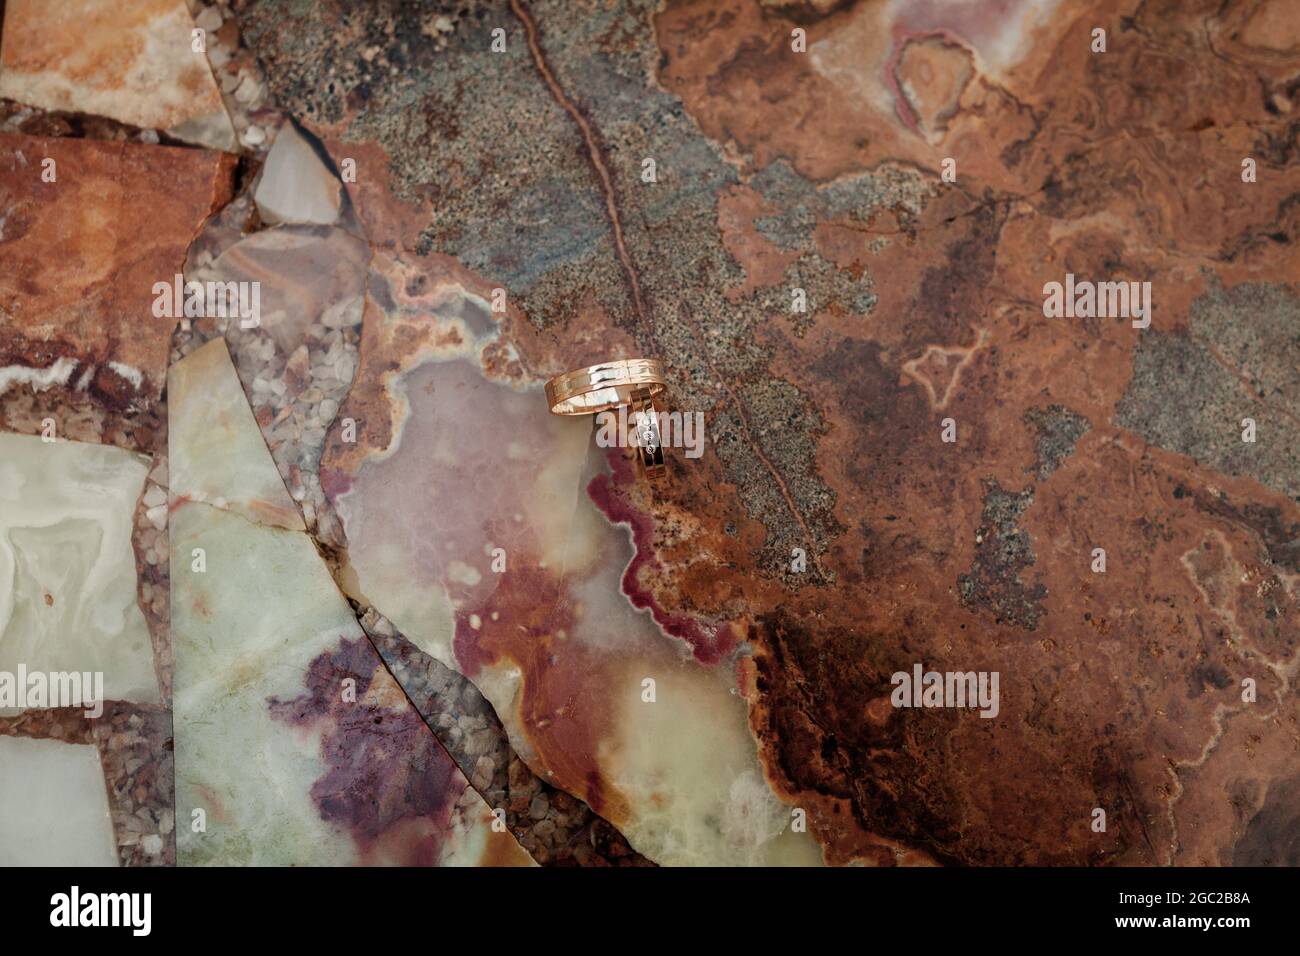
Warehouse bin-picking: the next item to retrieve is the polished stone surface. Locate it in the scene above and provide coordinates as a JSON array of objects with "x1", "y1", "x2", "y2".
[
  {"x1": 2, "y1": 0, "x2": 1296, "y2": 869},
  {"x1": 0, "y1": 735, "x2": 119, "y2": 866},
  {"x1": 241, "y1": 0, "x2": 1300, "y2": 865},
  {"x1": 0, "y1": 432, "x2": 160, "y2": 708},
  {"x1": 170, "y1": 339, "x2": 533, "y2": 866},
  {"x1": 167, "y1": 337, "x2": 303, "y2": 532},
  {"x1": 0, "y1": 0, "x2": 237, "y2": 149},
  {"x1": 320, "y1": 270, "x2": 819, "y2": 864},
  {"x1": 0, "y1": 133, "x2": 234, "y2": 413},
  {"x1": 253, "y1": 120, "x2": 343, "y2": 226}
]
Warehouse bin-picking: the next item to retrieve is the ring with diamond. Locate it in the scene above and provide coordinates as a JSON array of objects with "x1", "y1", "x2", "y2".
[
  {"x1": 545, "y1": 358, "x2": 666, "y2": 416},
  {"x1": 628, "y1": 385, "x2": 667, "y2": 481}
]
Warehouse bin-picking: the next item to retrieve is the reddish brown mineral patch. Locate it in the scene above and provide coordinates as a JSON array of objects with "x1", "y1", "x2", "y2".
[
  {"x1": 450, "y1": 563, "x2": 632, "y2": 825},
  {"x1": 0, "y1": 134, "x2": 234, "y2": 411},
  {"x1": 893, "y1": 37, "x2": 974, "y2": 139},
  {"x1": 0, "y1": 0, "x2": 237, "y2": 149},
  {"x1": 587, "y1": 450, "x2": 741, "y2": 666}
]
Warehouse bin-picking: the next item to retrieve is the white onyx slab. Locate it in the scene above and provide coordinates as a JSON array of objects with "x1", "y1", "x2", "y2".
[
  {"x1": 0, "y1": 735, "x2": 119, "y2": 866},
  {"x1": 0, "y1": 433, "x2": 159, "y2": 707},
  {"x1": 167, "y1": 338, "x2": 303, "y2": 532}
]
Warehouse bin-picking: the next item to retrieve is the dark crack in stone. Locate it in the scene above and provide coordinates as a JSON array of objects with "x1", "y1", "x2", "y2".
[{"x1": 709, "y1": 375, "x2": 841, "y2": 581}]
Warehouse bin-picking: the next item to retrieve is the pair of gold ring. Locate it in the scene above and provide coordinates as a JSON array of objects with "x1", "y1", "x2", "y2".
[{"x1": 545, "y1": 359, "x2": 666, "y2": 480}]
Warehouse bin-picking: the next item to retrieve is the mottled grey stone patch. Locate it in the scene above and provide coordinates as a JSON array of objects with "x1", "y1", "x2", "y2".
[
  {"x1": 1023, "y1": 404, "x2": 1091, "y2": 480},
  {"x1": 710, "y1": 376, "x2": 841, "y2": 583},
  {"x1": 1114, "y1": 280, "x2": 1300, "y2": 498},
  {"x1": 958, "y1": 479, "x2": 1046, "y2": 630}
]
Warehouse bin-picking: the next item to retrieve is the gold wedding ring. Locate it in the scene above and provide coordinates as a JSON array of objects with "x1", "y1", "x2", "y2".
[{"x1": 545, "y1": 359, "x2": 666, "y2": 416}]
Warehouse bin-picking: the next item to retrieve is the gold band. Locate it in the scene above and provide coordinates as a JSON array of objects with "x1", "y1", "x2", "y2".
[
  {"x1": 545, "y1": 359, "x2": 666, "y2": 416},
  {"x1": 629, "y1": 386, "x2": 667, "y2": 481}
]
